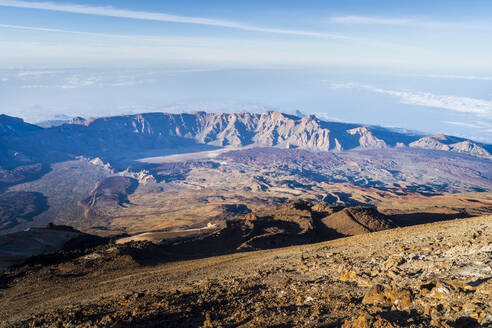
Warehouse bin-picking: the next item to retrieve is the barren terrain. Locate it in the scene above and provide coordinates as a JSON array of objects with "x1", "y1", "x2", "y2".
[
  {"x1": 3, "y1": 147, "x2": 491, "y2": 236},
  {"x1": 1, "y1": 215, "x2": 490, "y2": 327}
]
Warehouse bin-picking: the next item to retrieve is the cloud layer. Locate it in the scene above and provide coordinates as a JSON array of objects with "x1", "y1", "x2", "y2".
[{"x1": 329, "y1": 82, "x2": 492, "y2": 116}]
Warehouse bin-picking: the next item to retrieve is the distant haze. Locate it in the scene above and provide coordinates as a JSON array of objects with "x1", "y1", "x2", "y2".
[
  {"x1": 0, "y1": 68, "x2": 491, "y2": 143},
  {"x1": 0, "y1": 1, "x2": 491, "y2": 142}
]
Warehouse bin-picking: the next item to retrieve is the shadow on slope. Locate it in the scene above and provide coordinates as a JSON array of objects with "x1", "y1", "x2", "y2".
[
  {"x1": 1, "y1": 200, "x2": 486, "y2": 280},
  {"x1": 0, "y1": 163, "x2": 52, "y2": 192},
  {"x1": 389, "y1": 211, "x2": 472, "y2": 227},
  {"x1": 0, "y1": 191, "x2": 49, "y2": 231}
]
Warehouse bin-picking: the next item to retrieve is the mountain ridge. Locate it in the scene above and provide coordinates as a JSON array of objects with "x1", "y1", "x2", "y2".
[{"x1": 0, "y1": 111, "x2": 490, "y2": 169}]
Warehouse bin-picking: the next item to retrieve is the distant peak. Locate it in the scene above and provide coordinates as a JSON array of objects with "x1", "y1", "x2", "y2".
[
  {"x1": 294, "y1": 110, "x2": 306, "y2": 118},
  {"x1": 431, "y1": 134, "x2": 448, "y2": 141},
  {"x1": 69, "y1": 117, "x2": 87, "y2": 125},
  {"x1": 0, "y1": 114, "x2": 24, "y2": 123},
  {"x1": 302, "y1": 114, "x2": 317, "y2": 120}
]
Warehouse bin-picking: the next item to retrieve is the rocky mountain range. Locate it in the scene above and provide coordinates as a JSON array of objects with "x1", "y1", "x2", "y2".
[{"x1": 1, "y1": 111, "x2": 490, "y2": 169}]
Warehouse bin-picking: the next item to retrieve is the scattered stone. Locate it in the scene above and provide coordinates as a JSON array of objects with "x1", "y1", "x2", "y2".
[
  {"x1": 3, "y1": 214, "x2": 491, "y2": 328},
  {"x1": 385, "y1": 288, "x2": 413, "y2": 310},
  {"x1": 340, "y1": 270, "x2": 357, "y2": 282},
  {"x1": 430, "y1": 318, "x2": 452, "y2": 328},
  {"x1": 383, "y1": 256, "x2": 405, "y2": 270},
  {"x1": 203, "y1": 312, "x2": 213, "y2": 328},
  {"x1": 362, "y1": 285, "x2": 391, "y2": 307},
  {"x1": 475, "y1": 279, "x2": 492, "y2": 295},
  {"x1": 342, "y1": 313, "x2": 396, "y2": 328},
  {"x1": 428, "y1": 282, "x2": 451, "y2": 299}
]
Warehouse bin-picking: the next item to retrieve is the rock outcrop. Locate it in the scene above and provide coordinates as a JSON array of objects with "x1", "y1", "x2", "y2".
[
  {"x1": 79, "y1": 176, "x2": 138, "y2": 218},
  {"x1": 410, "y1": 135, "x2": 491, "y2": 158},
  {"x1": 347, "y1": 127, "x2": 387, "y2": 149},
  {"x1": 450, "y1": 140, "x2": 490, "y2": 157}
]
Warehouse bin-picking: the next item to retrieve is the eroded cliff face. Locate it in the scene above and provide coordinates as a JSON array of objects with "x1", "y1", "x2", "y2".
[
  {"x1": 347, "y1": 127, "x2": 387, "y2": 149},
  {"x1": 74, "y1": 111, "x2": 394, "y2": 151},
  {"x1": 410, "y1": 136, "x2": 452, "y2": 151},
  {"x1": 73, "y1": 111, "x2": 491, "y2": 155},
  {"x1": 410, "y1": 135, "x2": 491, "y2": 157}
]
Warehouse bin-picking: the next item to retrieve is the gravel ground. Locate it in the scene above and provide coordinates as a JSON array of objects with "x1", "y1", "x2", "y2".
[{"x1": 0, "y1": 215, "x2": 490, "y2": 327}]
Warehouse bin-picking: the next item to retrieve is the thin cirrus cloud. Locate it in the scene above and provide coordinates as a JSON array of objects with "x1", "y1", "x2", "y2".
[
  {"x1": 409, "y1": 73, "x2": 492, "y2": 81},
  {"x1": 0, "y1": 0, "x2": 347, "y2": 39},
  {"x1": 328, "y1": 15, "x2": 468, "y2": 28},
  {"x1": 329, "y1": 82, "x2": 492, "y2": 116},
  {"x1": 329, "y1": 16, "x2": 415, "y2": 25},
  {"x1": 0, "y1": 23, "x2": 147, "y2": 39},
  {"x1": 0, "y1": 23, "x2": 221, "y2": 43},
  {"x1": 443, "y1": 121, "x2": 491, "y2": 129}
]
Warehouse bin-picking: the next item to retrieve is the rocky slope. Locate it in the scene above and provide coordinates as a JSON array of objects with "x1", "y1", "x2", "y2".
[
  {"x1": 0, "y1": 114, "x2": 41, "y2": 137},
  {"x1": 0, "y1": 115, "x2": 44, "y2": 168},
  {"x1": 1, "y1": 112, "x2": 490, "y2": 170},
  {"x1": 0, "y1": 224, "x2": 104, "y2": 270},
  {"x1": 321, "y1": 207, "x2": 395, "y2": 236},
  {"x1": 0, "y1": 201, "x2": 395, "y2": 270},
  {"x1": 147, "y1": 201, "x2": 395, "y2": 256},
  {"x1": 0, "y1": 215, "x2": 490, "y2": 327},
  {"x1": 0, "y1": 191, "x2": 48, "y2": 230},
  {"x1": 79, "y1": 176, "x2": 138, "y2": 219}
]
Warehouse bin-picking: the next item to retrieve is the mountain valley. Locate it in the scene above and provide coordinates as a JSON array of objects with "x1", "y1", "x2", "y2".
[{"x1": 0, "y1": 111, "x2": 491, "y2": 236}]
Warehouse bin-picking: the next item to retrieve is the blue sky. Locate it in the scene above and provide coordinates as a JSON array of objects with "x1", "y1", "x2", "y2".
[
  {"x1": 0, "y1": 0, "x2": 491, "y2": 142},
  {"x1": 1, "y1": 0, "x2": 492, "y2": 69}
]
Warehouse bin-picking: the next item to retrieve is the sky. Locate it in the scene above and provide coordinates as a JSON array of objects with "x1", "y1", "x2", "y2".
[{"x1": 0, "y1": 0, "x2": 491, "y2": 142}]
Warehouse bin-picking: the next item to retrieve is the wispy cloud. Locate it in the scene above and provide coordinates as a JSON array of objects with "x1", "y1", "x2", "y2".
[
  {"x1": 443, "y1": 121, "x2": 484, "y2": 129},
  {"x1": 0, "y1": 23, "x2": 78, "y2": 33},
  {"x1": 310, "y1": 112, "x2": 344, "y2": 122},
  {"x1": 0, "y1": 23, "x2": 137, "y2": 39},
  {"x1": 62, "y1": 76, "x2": 100, "y2": 88},
  {"x1": 110, "y1": 79, "x2": 154, "y2": 87},
  {"x1": 0, "y1": 0, "x2": 347, "y2": 39},
  {"x1": 14, "y1": 69, "x2": 165, "y2": 88},
  {"x1": 0, "y1": 23, "x2": 215, "y2": 42},
  {"x1": 16, "y1": 69, "x2": 65, "y2": 78},
  {"x1": 373, "y1": 90, "x2": 492, "y2": 115},
  {"x1": 329, "y1": 16, "x2": 415, "y2": 25},
  {"x1": 328, "y1": 15, "x2": 467, "y2": 28},
  {"x1": 409, "y1": 73, "x2": 492, "y2": 81},
  {"x1": 329, "y1": 82, "x2": 492, "y2": 116},
  {"x1": 20, "y1": 75, "x2": 100, "y2": 89}
]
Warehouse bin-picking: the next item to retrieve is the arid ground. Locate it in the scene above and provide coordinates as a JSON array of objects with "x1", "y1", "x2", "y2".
[{"x1": 1, "y1": 215, "x2": 490, "y2": 327}]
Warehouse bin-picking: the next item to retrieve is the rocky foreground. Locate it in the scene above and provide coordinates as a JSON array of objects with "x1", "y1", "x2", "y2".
[{"x1": 0, "y1": 215, "x2": 491, "y2": 327}]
